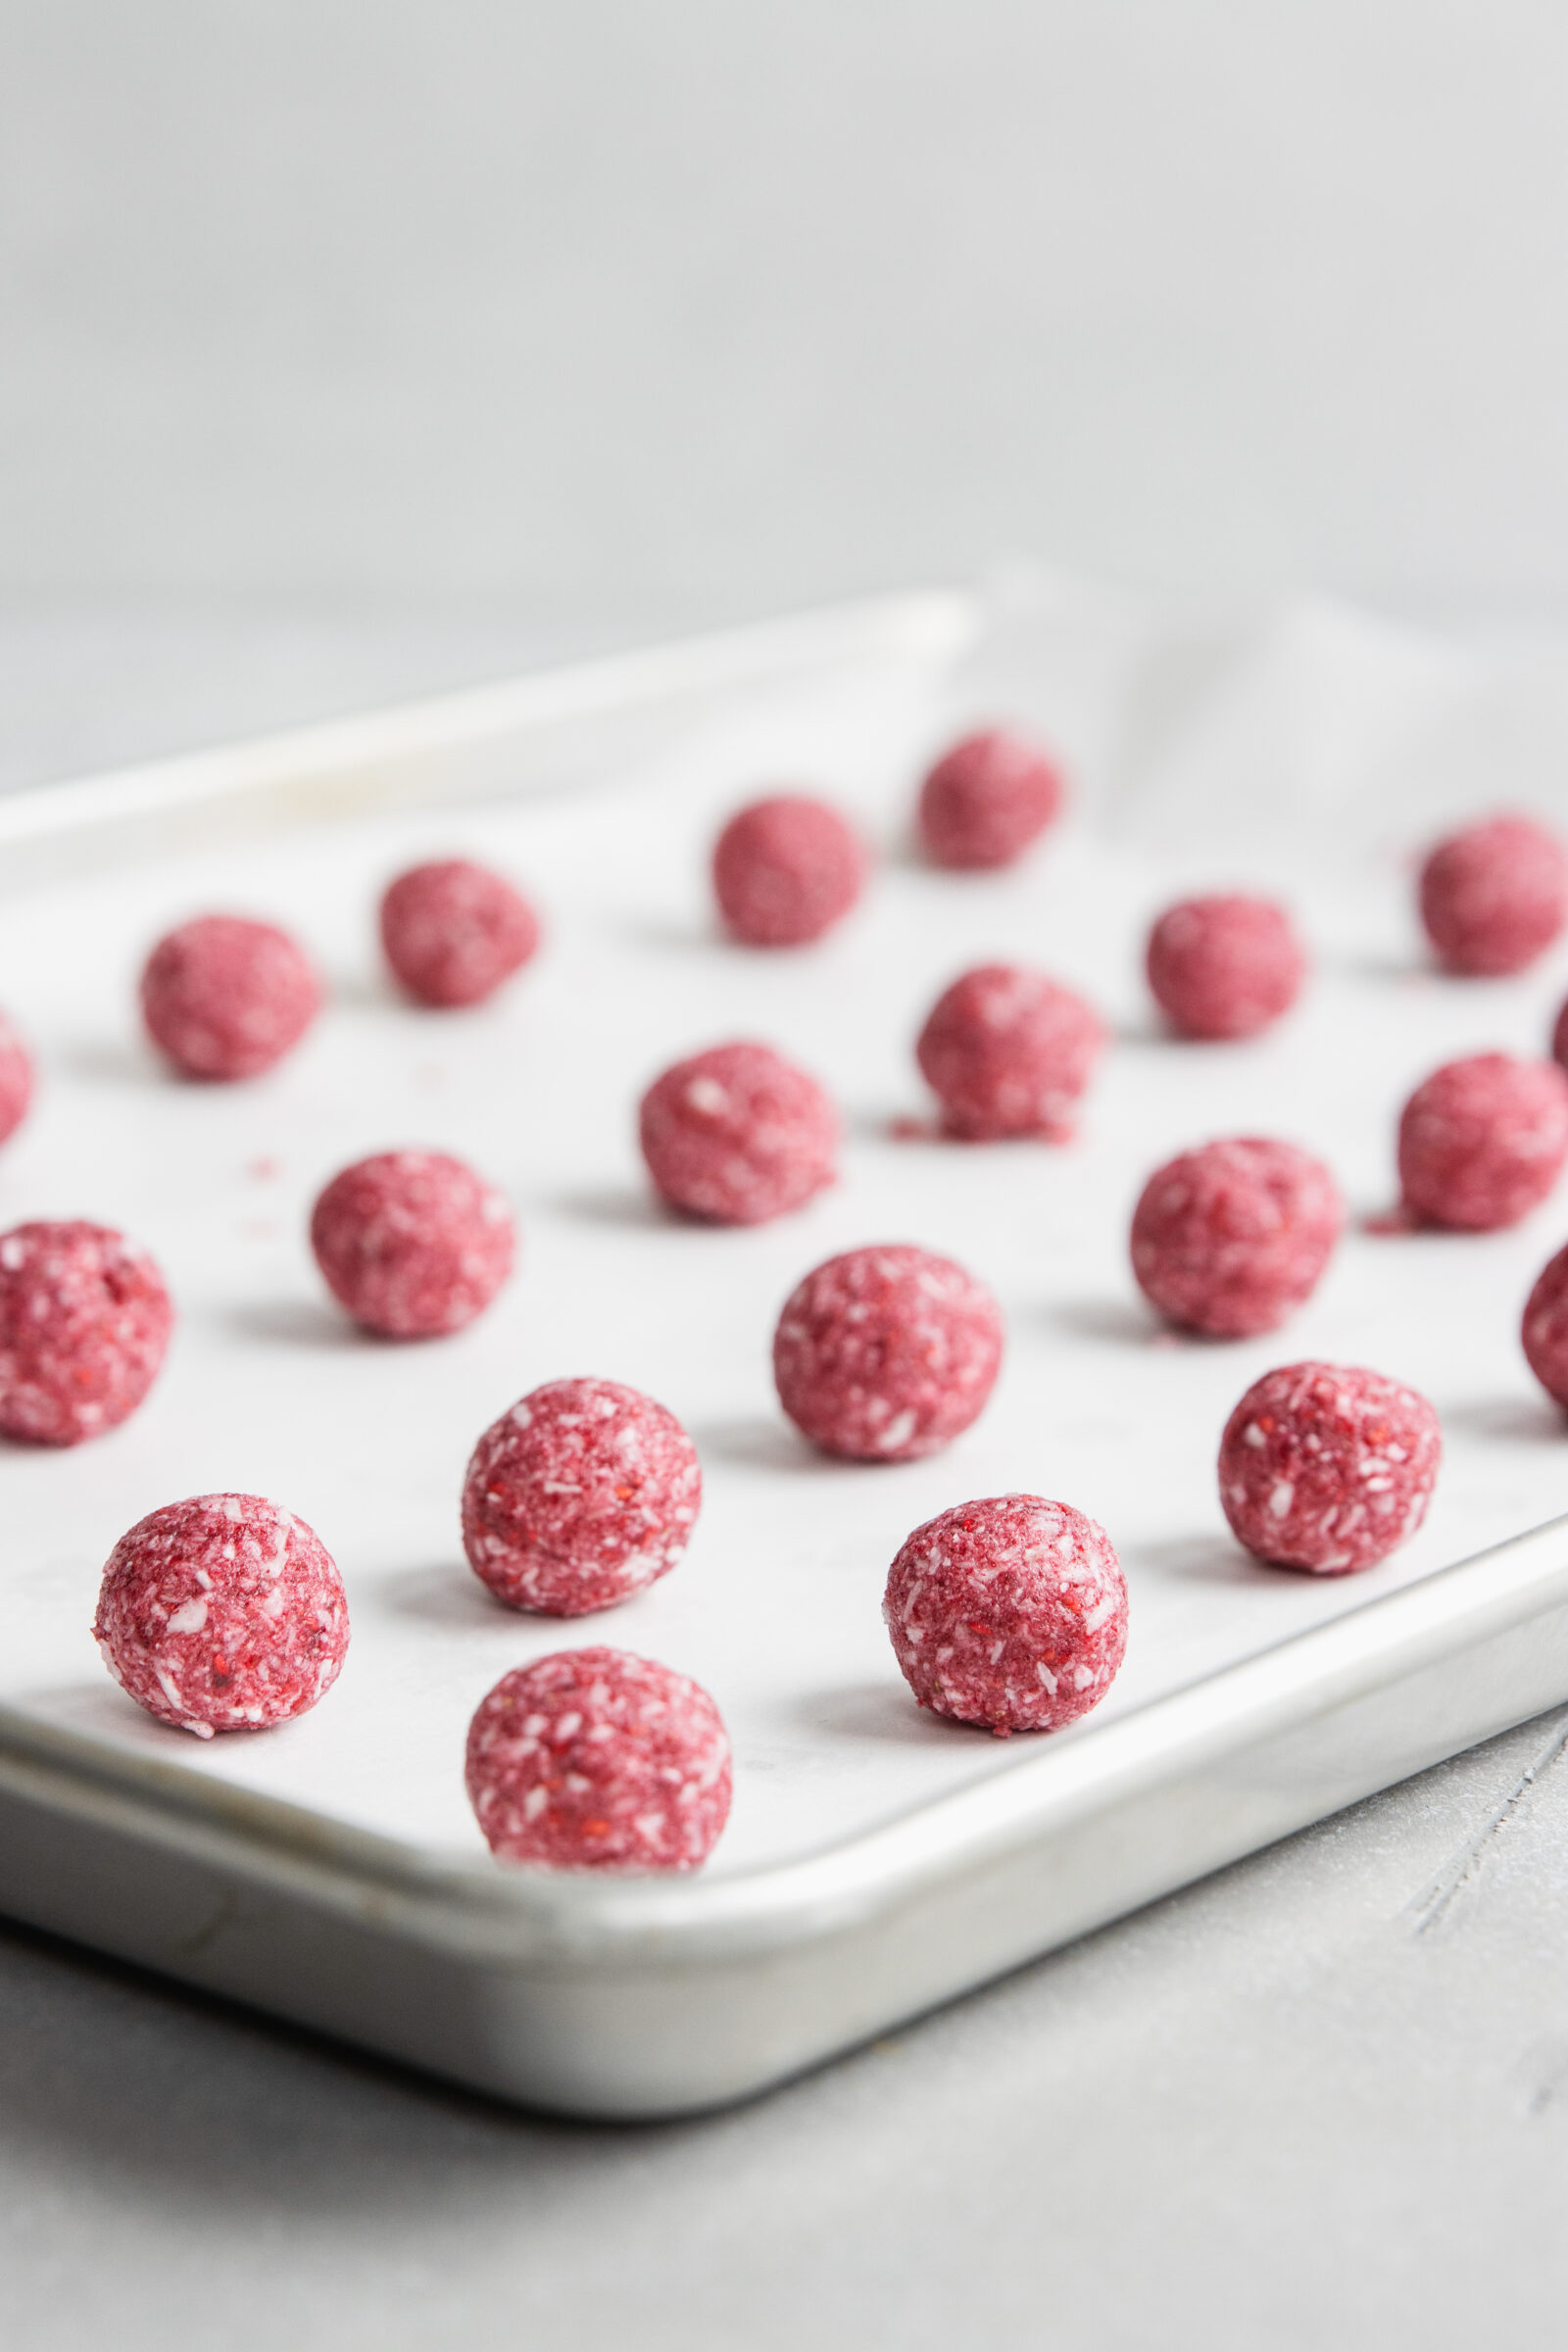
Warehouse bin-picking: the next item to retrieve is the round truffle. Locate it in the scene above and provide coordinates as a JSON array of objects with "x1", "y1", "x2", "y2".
[
  {"x1": 1419, "y1": 813, "x2": 1568, "y2": 977},
  {"x1": 1130, "y1": 1138, "x2": 1344, "y2": 1339},
  {"x1": 884, "y1": 1494, "x2": 1127, "y2": 1736},
  {"x1": 638, "y1": 1040, "x2": 839, "y2": 1225},
  {"x1": 465, "y1": 1646, "x2": 732, "y2": 1870},
  {"x1": 1217, "y1": 1361, "x2": 1442, "y2": 1575},
  {"x1": 379, "y1": 858, "x2": 540, "y2": 1008},
  {"x1": 916, "y1": 728, "x2": 1064, "y2": 870},
  {"x1": 311, "y1": 1151, "x2": 514, "y2": 1339},
  {"x1": 1146, "y1": 895, "x2": 1305, "y2": 1042},
  {"x1": 773, "y1": 1243, "x2": 1004, "y2": 1462},
  {"x1": 711, "y1": 794, "x2": 866, "y2": 948},
  {"x1": 0, "y1": 1220, "x2": 172, "y2": 1446},
  {"x1": 93, "y1": 1494, "x2": 350, "y2": 1738},
  {"x1": 1521, "y1": 1243, "x2": 1568, "y2": 1409},
  {"x1": 463, "y1": 1377, "x2": 703, "y2": 1616},
  {"x1": 0, "y1": 1013, "x2": 33, "y2": 1149},
  {"x1": 916, "y1": 963, "x2": 1104, "y2": 1141},
  {"x1": 1397, "y1": 1053, "x2": 1568, "y2": 1232},
  {"x1": 140, "y1": 913, "x2": 321, "y2": 1081}
]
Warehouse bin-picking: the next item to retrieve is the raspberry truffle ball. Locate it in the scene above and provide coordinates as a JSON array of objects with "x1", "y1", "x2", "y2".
[
  {"x1": 916, "y1": 728, "x2": 1064, "y2": 870},
  {"x1": 463, "y1": 1378, "x2": 702, "y2": 1616},
  {"x1": 1522, "y1": 1243, "x2": 1568, "y2": 1409},
  {"x1": 916, "y1": 964, "x2": 1104, "y2": 1141},
  {"x1": 1397, "y1": 1054, "x2": 1568, "y2": 1231},
  {"x1": 773, "y1": 1244, "x2": 1004, "y2": 1461},
  {"x1": 1218, "y1": 1362, "x2": 1442, "y2": 1575},
  {"x1": 140, "y1": 913, "x2": 320, "y2": 1081},
  {"x1": 711, "y1": 794, "x2": 867, "y2": 948},
  {"x1": 311, "y1": 1150, "x2": 514, "y2": 1339},
  {"x1": 884, "y1": 1495, "x2": 1127, "y2": 1737},
  {"x1": 638, "y1": 1039, "x2": 839, "y2": 1226},
  {"x1": 0, "y1": 1013, "x2": 33, "y2": 1148},
  {"x1": 379, "y1": 858, "x2": 541, "y2": 1008},
  {"x1": 93, "y1": 1494, "x2": 350, "y2": 1739},
  {"x1": 465, "y1": 1646, "x2": 732, "y2": 1870},
  {"x1": 0, "y1": 1220, "x2": 172, "y2": 1446},
  {"x1": 1146, "y1": 895, "x2": 1305, "y2": 1042},
  {"x1": 1419, "y1": 813, "x2": 1568, "y2": 977},
  {"x1": 1130, "y1": 1138, "x2": 1345, "y2": 1340}
]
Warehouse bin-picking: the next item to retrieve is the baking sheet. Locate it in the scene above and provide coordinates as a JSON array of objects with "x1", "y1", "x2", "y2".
[{"x1": 3, "y1": 621, "x2": 1568, "y2": 1879}]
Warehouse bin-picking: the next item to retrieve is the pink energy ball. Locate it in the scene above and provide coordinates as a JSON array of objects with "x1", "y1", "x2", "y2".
[
  {"x1": 773, "y1": 1243, "x2": 1004, "y2": 1462},
  {"x1": 1130, "y1": 1138, "x2": 1345, "y2": 1340},
  {"x1": 94, "y1": 1493, "x2": 350, "y2": 1738},
  {"x1": 1146, "y1": 895, "x2": 1305, "y2": 1041},
  {"x1": 1419, "y1": 814, "x2": 1568, "y2": 977},
  {"x1": 465, "y1": 1646, "x2": 732, "y2": 1870},
  {"x1": 311, "y1": 1150, "x2": 514, "y2": 1338},
  {"x1": 1218, "y1": 1361, "x2": 1442, "y2": 1576},
  {"x1": 140, "y1": 914, "x2": 321, "y2": 1081},
  {"x1": 884, "y1": 1494, "x2": 1127, "y2": 1737},
  {"x1": 1397, "y1": 1053, "x2": 1568, "y2": 1232},
  {"x1": 462, "y1": 1377, "x2": 703, "y2": 1616},
  {"x1": 916, "y1": 963, "x2": 1104, "y2": 1142},
  {"x1": 0, "y1": 1012, "x2": 33, "y2": 1148},
  {"x1": 0, "y1": 1219, "x2": 172, "y2": 1446},
  {"x1": 1523, "y1": 1243, "x2": 1568, "y2": 1409},
  {"x1": 638, "y1": 1040, "x2": 838, "y2": 1226},
  {"x1": 379, "y1": 858, "x2": 541, "y2": 1007},
  {"x1": 916, "y1": 728, "x2": 1065, "y2": 870},
  {"x1": 712, "y1": 794, "x2": 867, "y2": 947}
]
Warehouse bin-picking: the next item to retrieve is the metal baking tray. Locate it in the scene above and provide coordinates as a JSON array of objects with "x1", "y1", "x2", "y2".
[{"x1": 0, "y1": 584, "x2": 1566, "y2": 2120}]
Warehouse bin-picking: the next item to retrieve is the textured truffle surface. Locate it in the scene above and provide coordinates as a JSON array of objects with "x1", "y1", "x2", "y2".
[
  {"x1": 916, "y1": 963, "x2": 1104, "y2": 1140},
  {"x1": 1217, "y1": 1361, "x2": 1441, "y2": 1575},
  {"x1": 0, "y1": 1013, "x2": 33, "y2": 1148},
  {"x1": 638, "y1": 1039, "x2": 839, "y2": 1225},
  {"x1": 0, "y1": 1219, "x2": 172, "y2": 1446},
  {"x1": 1130, "y1": 1138, "x2": 1344, "y2": 1338},
  {"x1": 311, "y1": 1150, "x2": 514, "y2": 1338},
  {"x1": 711, "y1": 795, "x2": 866, "y2": 947},
  {"x1": 465, "y1": 1645, "x2": 732, "y2": 1869},
  {"x1": 94, "y1": 1493, "x2": 349, "y2": 1738},
  {"x1": 916, "y1": 729, "x2": 1064, "y2": 870},
  {"x1": 1522, "y1": 1243, "x2": 1568, "y2": 1409},
  {"x1": 379, "y1": 858, "x2": 540, "y2": 1007},
  {"x1": 884, "y1": 1494, "x2": 1127, "y2": 1736},
  {"x1": 1146, "y1": 895, "x2": 1305, "y2": 1041},
  {"x1": 463, "y1": 1377, "x2": 703, "y2": 1615},
  {"x1": 1419, "y1": 814, "x2": 1568, "y2": 977},
  {"x1": 140, "y1": 913, "x2": 321, "y2": 1080},
  {"x1": 773, "y1": 1244, "x2": 1004, "y2": 1461},
  {"x1": 1397, "y1": 1054, "x2": 1568, "y2": 1231}
]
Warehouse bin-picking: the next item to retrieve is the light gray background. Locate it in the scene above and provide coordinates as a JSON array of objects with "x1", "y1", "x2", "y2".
[{"x1": 5, "y1": 7, "x2": 1568, "y2": 2345}]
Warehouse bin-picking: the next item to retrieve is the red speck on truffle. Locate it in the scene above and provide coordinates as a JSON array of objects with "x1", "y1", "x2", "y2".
[
  {"x1": 916, "y1": 728, "x2": 1065, "y2": 870},
  {"x1": 1130, "y1": 1138, "x2": 1344, "y2": 1339},
  {"x1": 916, "y1": 964, "x2": 1104, "y2": 1141},
  {"x1": 1218, "y1": 1361, "x2": 1441, "y2": 1575},
  {"x1": 93, "y1": 1493, "x2": 349, "y2": 1738},
  {"x1": 140, "y1": 914, "x2": 321, "y2": 1081},
  {"x1": 1523, "y1": 1244, "x2": 1568, "y2": 1409},
  {"x1": 0, "y1": 1220, "x2": 172, "y2": 1446},
  {"x1": 773, "y1": 1243, "x2": 1004, "y2": 1461},
  {"x1": 1397, "y1": 1053, "x2": 1568, "y2": 1231},
  {"x1": 311, "y1": 1150, "x2": 514, "y2": 1339},
  {"x1": 884, "y1": 1494, "x2": 1127, "y2": 1736},
  {"x1": 638, "y1": 1039, "x2": 839, "y2": 1225},
  {"x1": 1146, "y1": 895, "x2": 1305, "y2": 1042},
  {"x1": 379, "y1": 858, "x2": 541, "y2": 1008},
  {"x1": 463, "y1": 1377, "x2": 702, "y2": 1615},
  {"x1": 0, "y1": 1013, "x2": 33, "y2": 1148},
  {"x1": 465, "y1": 1646, "x2": 732, "y2": 1870},
  {"x1": 712, "y1": 795, "x2": 867, "y2": 947},
  {"x1": 1419, "y1": 814, "x2": 1568, "y2": 977}
]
